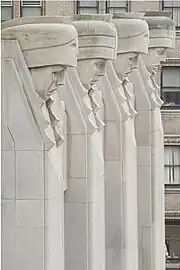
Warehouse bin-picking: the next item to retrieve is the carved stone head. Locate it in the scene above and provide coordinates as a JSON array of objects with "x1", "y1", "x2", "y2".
[
  {"x1": 2, "y1": 20, "x2": 78, "y2": 101},
  {"x1": 143, "y1": 14, "x2": 175, "y2": 73},
  {"x1": 72, "y1": 14, "x2": 117, "y2": 90},
  {"x1": 112, "y1": 14, "x2": 149, "y2": 80}
]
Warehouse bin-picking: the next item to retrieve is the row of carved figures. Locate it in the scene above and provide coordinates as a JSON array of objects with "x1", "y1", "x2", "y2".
[{"x1": 1, "y1": 12, "x2": 175, "y2": 270}]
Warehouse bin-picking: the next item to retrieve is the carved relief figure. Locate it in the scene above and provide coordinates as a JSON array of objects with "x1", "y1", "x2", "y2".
[
  {"x1": 2, "y1": 21, "x2": 78, "y2": 270},
  {"x1": 143, "y1": 14, "x2": 175, "y2": 270},
  {"x1": 65, "y1": 14, "x2": 117, "y2": 270},
  {"x1": 112, "y1": 14, "x2": 150, "y2": 270}
]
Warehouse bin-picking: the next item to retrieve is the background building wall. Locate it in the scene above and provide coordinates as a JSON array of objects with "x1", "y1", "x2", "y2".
[
  {"x1": 165, "y1": 187, "x2": 180, "y2": 212},
  {"x1": 131, "y1": 0, "x2": 160, "y2": 12},
  {"x1": 45, "y1": 0, "x2": 75, "y2": 16},
  {"x1": 1, "y1": 0, "x2": 180, "y2": 262},
  {"x1": 162, "y1": 111, "x2": 180, "y2": 135}
]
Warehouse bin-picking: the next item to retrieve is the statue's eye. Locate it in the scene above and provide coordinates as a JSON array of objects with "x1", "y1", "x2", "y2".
[
  {"x1": 157, "y1": 48, "x2": 166, "y2": 55},
  {"x1": 71, "y1": 42, "x2": 77, "y2": 48}
]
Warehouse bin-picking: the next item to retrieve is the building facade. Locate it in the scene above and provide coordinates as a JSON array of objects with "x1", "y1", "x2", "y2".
[{"x1": 1, "y1": 0, "x2": 180, "y2": 267}]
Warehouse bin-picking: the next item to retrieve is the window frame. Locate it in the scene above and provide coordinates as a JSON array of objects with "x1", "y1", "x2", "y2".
[
  {"x1": 76, "y1": 1, "x2": 100, "y2": 14},
  {"x1": 164, "y1": 145, "x2": 180, "y2": 184},
  {"x1": 162, "y1": 0, "x2": 180, "y2": 31},
  {"x1": 161, "y1": 66, "x2": 180, "y2": 109},
  {"x1": 76, "y1": 0, "x2": 130, "y2": 14},
  {"x1": 20, "y1": 0, "x2": 44, "y2": 17},
  {"x1": 1, "y1": 0, "x2": 13, "y2": 22},
  {"x1": 105, "y1": 0, "x2": 130, "y2": 13}
]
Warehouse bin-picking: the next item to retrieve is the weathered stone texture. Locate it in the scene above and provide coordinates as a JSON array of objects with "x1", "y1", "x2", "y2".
[
  {"x1": 45, "y1": 0, "x2": 75, "y2": 16},
  {"x1": 162, "y1": 111, "x2": 180, "y2": 135}
]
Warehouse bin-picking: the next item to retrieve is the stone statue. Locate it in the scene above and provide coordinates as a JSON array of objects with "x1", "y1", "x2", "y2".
[
  {"x1": 1, "y1": 20, "x2": 78, "y2": 270},
  {"x1": 105, "y1": 14, "x2": 149, "y2": 270},
  {"x1": 65, "y1": 14, "x2": 117, "y2": 270},
  {"x1": 143, "y1": 14, "x2": 176, "y2": 270},
  {"x1": 96, "y1": 59, "x2": 130, "y2": 270},
  {"x1": 97, "y1": 58, "x2": 133, "y2": 270},
  {"x1": 113, "y1": 15, "x2": 155, "y2": 270},
  {"x1": 1, "y1": 13, "x2": 173, "y2": 270}
]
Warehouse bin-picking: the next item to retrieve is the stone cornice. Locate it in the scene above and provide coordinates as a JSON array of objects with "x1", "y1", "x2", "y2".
[
  {"x1": 161, "y1": 110, "x2": 180, "y2": 115},
  {"x1": 165, "y1": 211, "x2": 180, "y2": 219},
  {"x1": 164, "y1": 135, "x2": 180, "y2": 145},
  {"x1": 162, "y1": 58, "x2": 180, "y2": 66}
]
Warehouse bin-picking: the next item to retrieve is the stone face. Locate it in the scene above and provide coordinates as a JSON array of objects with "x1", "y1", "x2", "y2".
[{"x1": 1, "y1": 13, "x2": 174, "y2": 270}]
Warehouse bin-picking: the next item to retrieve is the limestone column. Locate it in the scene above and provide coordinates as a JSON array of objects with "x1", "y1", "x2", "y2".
[
  {"x1": 129, "y1": 58, "x2": 154, "y2": 270},
  {"x1": 96, "y1": 63, "x2": 131, "y2": 270},
  {"x1": 3, "y1": 16, "x2": 92, "y2": 270},
  {"x1": 143, "y1": 14, "x2": 176, "y2": 270},
  {"x1": 110, "y1": 15, "x2": 153, "y2": 270},
  {"x1": 1, "y1": 20, "x2": 78, "y2": 270},
  {"x1": 110, "y1": 15, "x2": 149, "y2": 270},
  {"x1": 67, "y1": 14, "x2": 117, "y2": 270}
]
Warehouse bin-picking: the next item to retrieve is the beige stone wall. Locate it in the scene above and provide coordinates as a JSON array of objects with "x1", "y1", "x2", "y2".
[
  {"x1": 13, "y1": 0, "x2": 20, "y2": 18},
  {"x1": 130, "y1": 0, "x2": 160, "y2": 12},
  {"x1": 165, "y1": 189, "x2": 180, "y2": 212},
  {"x1": 167, "y1": 37, "x2": 180, "y2": 59},
  {"x1": 45, "y1": 0, "x2": 75, "y2": 16},
  {"x1": 162, "y1": 111, "x2": 180, "y2": 219},
  {"x1": 11, "y1": 0, "x2": 75, "y2": 18},
  {"x1": 162, "y1": 111, "x2": 180, "y2": 136}
]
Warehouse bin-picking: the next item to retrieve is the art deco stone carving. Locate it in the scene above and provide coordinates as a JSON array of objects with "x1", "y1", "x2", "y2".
[
  {"x1": 109, "y1": 14, "x2": 149, "y2": 270},
  {"x1": 1, "y1": 12, "x2": 171, "y2": 270},
  {"x1": 2, "y1": 16, "x2": 104, "y2": 270},
  {"x1": 143, "y1": 13, "x2": 176, "y2": 270},
  {"x1": 117, "y1": 15, "x2": 155, "y2": 270},
  {"x1": 1, "y1": 20, "x2": 78, "y2": 270},
  {"x1": 65, "y1": 14, "x2": 117, "y2": 270},
  {"x1": 97, "y1": 60, "x2": 131, "y2": 270}
]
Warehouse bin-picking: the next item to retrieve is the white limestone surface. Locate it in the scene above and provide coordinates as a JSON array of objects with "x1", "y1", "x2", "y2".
[
  {"x1": 112, "y1": 14, "x2": 150, "y2": 270},
  {"x1": 96, "y1": 65, "x2": 127, "y2": 270},
  {"x1": 66, "y1": 14, "x2": 117, "y2": 270},
  {"x1": 101, "y1": 14, "x2": 150, "y2": 270},
  {"x1": 143, "y1": 13, "x2": 176, "y2": 270},
  {"x1": 1, "y1": 13, "x2": 173, "y2": 270},
  {"x1": 1, "y1": 20, "x2": 78, "y2": 270}
]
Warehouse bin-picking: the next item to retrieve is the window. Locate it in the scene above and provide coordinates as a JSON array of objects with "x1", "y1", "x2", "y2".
[
  {"x1": 20, "y1": 0, "x2": 43, "y2": 17},
  {"x1": 164, "y1": 146, "x2": 180, "y2": 184},
  {"x1": 77, "y1": 1, "x2": 99, "y2": 14},
  {"x1": 76, "y1": 1, "x2": 129, "y2": 14},
  {"x1": 165, "y1": 225, "x2": 180, "y2": 258},
  {"x1": 161, "y1": 67, "x2": 180, "y2": 108},
  {"x1": 162, "y1": 0, "x2": 180, "y2": 29},
  {"x1": 1, "y1": 0, "x2": 13, "y2": 22},
  {"x1": 106, "y1": 0, "x2": 129, "y2": 13}
]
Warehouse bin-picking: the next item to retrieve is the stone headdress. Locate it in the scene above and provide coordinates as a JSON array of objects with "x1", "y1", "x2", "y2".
[
  {"x1": 144, "y1": 12, "x2": 175, "y2": 49},
  {"x1": 2, "y1": 20, "x2": 78, "y2": 68},
  {"x1": 112, "y1": 13, "x2": 149, "y2": 54},
  {"x1": 2, "y1": 19, "x2": 78, "y2": 147},
  {"x1": 1, "y1": 15, "x2": 72, "y2": 30},
  {"x1": 72, "y1": 14, "x2": 117, "y2": 60}
]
